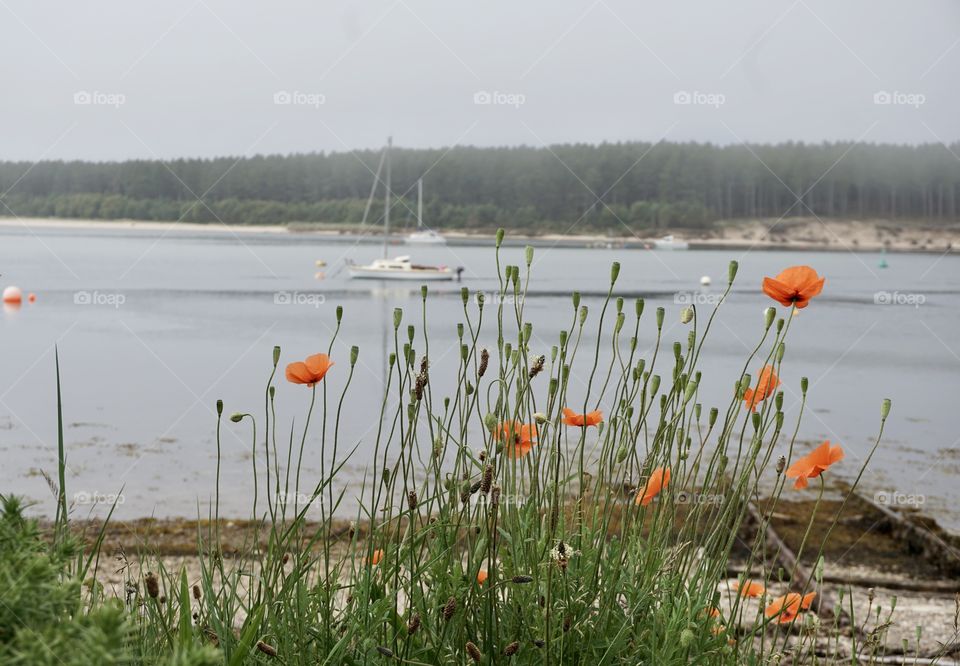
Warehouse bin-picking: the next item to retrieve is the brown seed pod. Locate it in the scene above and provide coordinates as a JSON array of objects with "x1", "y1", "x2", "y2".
[
  {"x1": 192, "y1": 584, "x2": 202, "y2": 601},
  {"x1": 529, "y1": 354, "x2": 545, "y2": 378},
  {"x1": 466, "y1": 641, "x2": 482, "y2": 663},
  {"x1": 511, "y1": 575, "x2": 534, "y2": 584},
  {"x1": 478, "y1": 348, "x2": 489, "y2": 378},
  {"x1": 481, "y1": 465, "x2": 494, "y2": 493},
  {"x1": 504, "y1": 641, "x2": 520, "y2": 656},
  {"x1": 256, "y1": 640, "x2": 278, "y2": 657},
  {"x1": 376, "y1": 646, "x2": 394, "y2": 658},
  {"x1": 442, "y1": 596, "x2": 458, "y2": 621},
  {"x1": 407, "y1": 612, "x2": 421, "y2": 635},
  {"x1": 407, "y1": 490, "x2": 418, "y2": 511},
  {"x1": 145, "y1": 572, "x2": 159, "y2": 599}
]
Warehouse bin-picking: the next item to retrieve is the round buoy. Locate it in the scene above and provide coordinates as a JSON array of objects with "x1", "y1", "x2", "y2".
[
  {"x1": 700, "y1": 275, "x2": 712, "y2": 286},
  {"x1": 28, "y1": 293, "x2": 37, "y2": 303},
  {"x1": 2, "y1": 286, "x2": 23, "y2": 304}
]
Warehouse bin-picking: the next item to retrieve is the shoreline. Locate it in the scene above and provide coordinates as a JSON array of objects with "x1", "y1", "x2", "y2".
[{"x1": 2, "y1": 215, "x2": 958, "y2": 254}]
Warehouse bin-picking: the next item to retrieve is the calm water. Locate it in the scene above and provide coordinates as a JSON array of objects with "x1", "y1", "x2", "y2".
[{"x1": 1, "y1": 225, "x2": 958, "y2": 530}]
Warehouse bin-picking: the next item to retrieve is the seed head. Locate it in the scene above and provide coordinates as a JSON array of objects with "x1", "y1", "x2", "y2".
[
  {"x1": 145, "y1": 572, "x2": 159, "y2": 599},
  {"x1": 511, "y1": 575, "x2": 534, "y2": 584},
  {"x1": 192, "y1": 584, "x2": 202, "y2": 601},
  {"x1": 407, "y1": 490, "x2": 418, "y2": 511},
  {"x1": 529, "y1": 355, "x2": 545, "y2": 378},
  {"x1": 479, "y1": 348, "x2": 489, "y2": 378},
  {"x1": 504, "y1": 641, "x2": 520, "y2": 657},
  {"x1": 470, "y1": 480, "x2": 482, "y2": 495},
  {"x1": 376, "y1": 646, "x2": 394, "y2": 658},
  {"x1": 482, "y1": 465, "x2": 494, "y2": 493},
  {"x1": 466, "y1": 641, "x2": 482, "y2": 663},
  {"x1": 443, "y1": 596, "x2": 458, "y2": 621},
  {"x1": 407, "y1": 612, "x2": 421, "y2": 635},
  {"x1": 776, "y1": 456, "x2": 786, "y2": 474},
  {"x1": 256, "y1": 640, "x2": 278, "y2": 657},
  {"x1": 491, "y1": 485, "x2": 501, "y2": 507}
]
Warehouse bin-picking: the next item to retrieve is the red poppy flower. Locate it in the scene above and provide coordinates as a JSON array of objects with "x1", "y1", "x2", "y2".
[
  {"x1": 562, "y1": 408, "x2": 603, "y2": 427},
  {"x1": 496, "y1": 421, "x2": 538, "y2": 458},
  {"x1": 635, "y1": 467, "x2": 670, "y2": 506},
  {"x1": 285, "y1": 353, "x2": 334, "y2": 387},
  {"x1": 763, "y1": 266, "x2": 825, "y2": 309},
  {"x1": 785, "y1": 441, "x2": 844, "y2": 489},
  {"x1": 743, "y1": 365, "x2": 780, "y2": 412},
  {"x1": 739, "y1": 580, "x2": 766, "y2": 598},
  {"x1": 764, "y1": 591, "x2": 816, "y2": 624}
]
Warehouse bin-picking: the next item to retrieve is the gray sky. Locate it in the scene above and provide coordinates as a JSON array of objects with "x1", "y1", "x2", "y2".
[{"x1": 1, "y1": 0, "x2": 957, "y2": 161}]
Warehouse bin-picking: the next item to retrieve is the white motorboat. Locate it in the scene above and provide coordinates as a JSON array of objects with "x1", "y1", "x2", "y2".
[
  {"x1": 348, "y1": 256, "x2": 455, "y2": 281},
  {"x1": 652, "y1": 234, "x2": 689, "y2": 250},
  {"x1": 406, "y1": 179, "x2": 447, "y2": 244}
]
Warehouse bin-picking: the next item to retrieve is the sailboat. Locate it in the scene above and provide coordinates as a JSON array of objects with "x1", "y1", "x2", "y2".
[
  {"x1": 406, "y1": 178, "x2": 447, "y2": 245},
  {"x1": 348, "y1": 138, "x2": 457, "y2": 281}
]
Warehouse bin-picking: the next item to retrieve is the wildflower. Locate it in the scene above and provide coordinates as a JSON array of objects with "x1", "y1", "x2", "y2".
[
  {"x1": 743, "y1": 365, "x2": 780, "y2": 412},
  {"x1": 496, "y1": 421, "x2": 538, "y2": 458},
  {"x1": 764, "y1": 591, "x2": 817, "y2": 624},
  {"x1": 285, "y1": 353, "x2": 334, "y2": 387},
  {"x1": 477, "y1": 569, "x2": 488, "y2": 585},
  {"x1": 370, "y1": 549, "x2": 384, "y2": 566},
  {"x1": 561, "y1": 407, "x2": 603, "y2": 427},
  {"x1": 762, "y1": 266, "x2": 825, "y2": 309},
  {"x1": 739, "y1": 580, "x2": 766, "y2": 598},
  {"x1": 635, "y1": 467, "x2": 670, "y2": 506},
  {"x1": 786, "y1": 441, "x2": 844, "y2": 489}
]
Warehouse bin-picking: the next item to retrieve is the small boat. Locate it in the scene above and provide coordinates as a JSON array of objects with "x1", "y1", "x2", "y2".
[
  {"x1": 348, "y1": 255, "x2": 455, "y2": 281},
  {"x1": 406, "y1": 180, "x2": 446, "y2": 245},
  {"x1": 652, "y1": 235, "x2": 689, "y2": 251}
]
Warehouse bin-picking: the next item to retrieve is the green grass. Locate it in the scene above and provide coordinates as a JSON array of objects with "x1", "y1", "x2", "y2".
[{"x1": 1, "y1": 230, "x2": 898, "y2": 664}]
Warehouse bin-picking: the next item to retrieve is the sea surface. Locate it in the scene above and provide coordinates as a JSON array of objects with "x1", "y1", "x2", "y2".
[{"x1": 1, "y1": 224, "x2": 958, "y2": 531}]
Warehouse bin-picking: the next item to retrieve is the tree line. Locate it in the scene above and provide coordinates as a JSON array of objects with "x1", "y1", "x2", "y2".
[{"x1": 1, "y1": 141, "x2": 958, "y2": 232}]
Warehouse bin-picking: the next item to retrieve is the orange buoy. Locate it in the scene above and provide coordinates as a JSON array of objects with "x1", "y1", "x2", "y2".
[{"x1": 2, "y1": 286, "x2": 23, "y2": 304}]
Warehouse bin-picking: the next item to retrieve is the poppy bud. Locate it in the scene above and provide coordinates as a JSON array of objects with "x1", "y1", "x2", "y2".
[
  {"x1": 461, "y1": 345, "x2": 469, "y2": 361},
  {"x1": 484, "y1": 413, "x2": 498, "y2": 432},
  {"x1": 709, "y1": 407, "x2": 718, "y2": 427},
  {"x1": 382, "y1": 468, "x2": 390, "y2": 485},
  {"x1": 728, "y1": 260, "x2": 738, "y2": 285},
  {"x1": 572, "y1": 291, "x2": 581, "y2": 309},
  {"x1": 533, "y1": 412, "x2": 547, "y2": 424},
  {"x1": 649, "y1": 375, "x2": 660, "y2": 395},
  {"x1": 559, "y1": 330, "x2": 568, "y2": 347},
  {"x1": 630, "y1": 336, "x2": 637, "y2": 351},
  {"x1": 496, "y1": 228, "x2": 505, "y2": 248},
  {"x1": 350, "y1": 346, "x2": 359, "y2": 366},
  {"x1": 456, "y1": 323, "x2": 464, "y2": 341},
  {"x1": 230, "y1": 412, "x2": 244, "y2": 423},
  {"x1": 634, "y1": 299, "x2": 644, "y2": 320},
  {"x1": 764, "y1": 307, "x2": 775, "y2": 330},
  {"x1": 523, "y1": 323, "x2": 532, "y2": 344},
  {"x1": 615, "y1": 312, "x2": 625, "y2": 333},
  {"x1": 393, "y1": 308, "x2": 402, "y2": 330},
  {"x1": 659, "y1": 395, "x2": 668, "y2": 410},
  {"x1": 775, "y1": 412, "x2": 784, "y2": 430},
  {"x1": 881, "y1": 398, "x2": 891, "y2": 420},
  {"x1": 776, "y1": 342, "x2": 785, "y2": 362},
  {"x1": 616, "y1": 296, "x2": 624, "y2": 313},
  {"x1": 579, "y1": 306, "x2": 588, "y2": 325},
  {"x1": 684, "y1": 381, "x2": 698, "y2": 404},
  {"x1": 549, "y1": 377, "x2": 558, "y2": 397},
  {"x1": 272, "y1": 345, "x2": 281, "y2": 367},
  {"x1": 388, "y1": 353, "x2": 396, "y2": 368},
  {"x1": 269, "y1": 386, "x2": 275, "y2": 400},
  {"x1": 680, "y1": 306, "x2": 694, "y2": 324},
  {"x1": 465, "y1": 381, "x2": 474, "y2": 395},
  {"x1": 751, "y1": 413, "x2": 760, "y2": 430},
  {"x1": 656, "y1": 307, "x2": 665, "y2": 330},
  {"x1": 815, "y1": 555, "x2": 824, "y2": 582},
  {"x1": 610, "y1": 261, "x2": 620, "y2": 284},
  {"x1": 336, "y1": 305, "x2": 343, "y2": 322},
  {"x1": 776, "y1": 318, "x2": 784, "y2": 333},
  {"x1": 461, "y1": 287, "x2": 469, "y2": 306},
  {"x1": 525, "y1": 245, "x2": 534, "y2": 266},
  {"x1": 216, "y1": 399, "x2": 223, "y2": 416},
  {"x1": 550, "y1": 345, "x2": 558, "y2": 362},
  {"x1": 800, "y1": 376, "x2": 809, "y2": 394},
  {"x1": 617, "y1": 444, "x2": 629, "y2": 463}
]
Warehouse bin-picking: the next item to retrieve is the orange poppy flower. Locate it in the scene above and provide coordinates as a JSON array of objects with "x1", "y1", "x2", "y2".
[
  {"x1": 285, "y1": 353, "x2": 334, "y2": 387},
  {"x1": 496, "y1": 421, "x2": 538, "y2": 458},
  {"x1": 635, "y1": 467, "x2": 670, "y2": 506},
  {"x1": 708, "y1": 607, "x2": 720, "y2": 618},
  {"x1": 762, "y1": 266, "x2": 825, "y2": 309},
  {"x1": 369, "y1": 549, "x2": 384, "y2": 566},
  {"x1": 764, "y1": 591, "x2": 816, "y2": 624},
  {"x1": 562, "y1": 408, "x2": 603, "y2": 427},
  {"x1": 477, "y1": 569, "x2": 488, "y2": 585},
  {"x1": 743, "y1": 365, "x2": 780, "y2": 412},
  {"x1": 785, "y1": 441, "x2": 844, "y2": 489},
  {"x1": 739, "y1": 580, "x2": 766, "y2": 598}
]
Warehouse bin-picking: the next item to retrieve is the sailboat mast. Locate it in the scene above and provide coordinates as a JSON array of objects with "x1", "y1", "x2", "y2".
[
  {"x1": 417, "y1": 178, "x2": 423, "y2": 229},
  {"x1": 383, "y1": 136, "x2": 392, "y2": 259}
]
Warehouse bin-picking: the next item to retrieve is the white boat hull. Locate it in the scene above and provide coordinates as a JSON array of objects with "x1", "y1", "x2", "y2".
[{"x1": 348, "y1": 267, "x2": 454, "y2": 281}]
